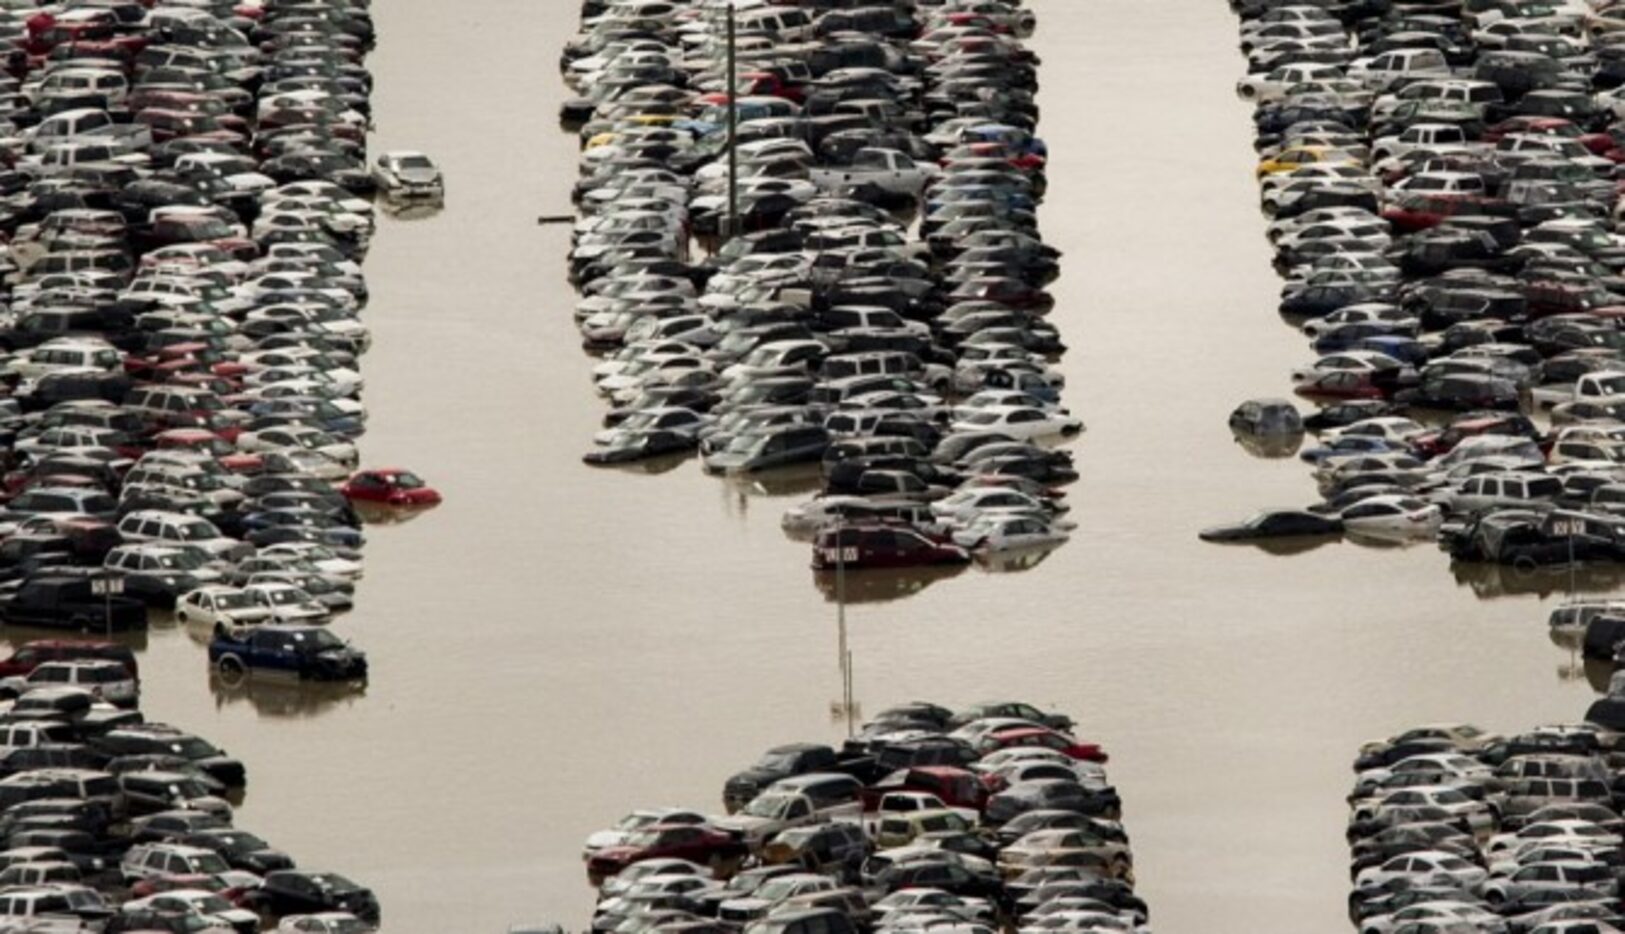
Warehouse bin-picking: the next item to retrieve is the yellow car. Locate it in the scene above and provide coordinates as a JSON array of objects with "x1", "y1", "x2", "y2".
[{"x1": 1256, "y1": 145, "x2": 1361, "y2": 179}]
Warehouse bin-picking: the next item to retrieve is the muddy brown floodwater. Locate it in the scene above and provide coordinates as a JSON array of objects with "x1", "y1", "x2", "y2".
[{"x1": 14, "y1": 0, "x2": 1604, "y2": 931}]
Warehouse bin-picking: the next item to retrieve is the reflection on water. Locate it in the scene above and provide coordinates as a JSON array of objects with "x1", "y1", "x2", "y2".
[
  {"x1": 723, "y1": 465, "x2": 825, "y2": 499},
  {"x1": 0, "y1": 623, "x2": 149, "y2": 653},
  {"x1": 353, "y1": 502, "x2": 441, "y2": 526},
  {"x1": 976, "y1": 544, "x2": 1062, "y2": 574},
  {"x1": 1449, "y1": 560, "x2": 1625, "y2": 600},
  {"x1": 209, "y1": 670, "x2": 369, "y2": 719},
  {"x1": 1344, "y1": 531, "x2": 1434, "y2": 550},
  {"x1": 1204, "y1": 534, "x2": 1344, "y2": 558},
  {"x1": 377, "y1": 202, "x2": 444, "y2": 223},
  {"x1": 593, "y1": 452, "x2": 693, "y2": 478},
  {"x1": 1232, "y1": 429, "x2": 1304, "y2": 459},
  {"x1": 811, "y1": 564, "x2": 969, "y2": 605}
]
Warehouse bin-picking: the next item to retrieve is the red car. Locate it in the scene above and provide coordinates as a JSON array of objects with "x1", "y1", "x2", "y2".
[
  {"x1": 1380, "y1": 193, "x2": 1503, "y2": 234},
  {"x1": 153, "y1": 428, "x2": 263, "y2": 473},
  {"x1": 737, "y1": 71, "x2": 804, "y2": 103},
  {"x1": 981, "y1": 726, "x2": 1108, "y2": 764},
  {"x1": 129, "y1": 873, "x2": 258, "y2": 908},
  {"x1": 812, "y1": 524, "x2": 970, "y2": 570},
  {"x1": 339, "y1": 468, "x2": 442, "y2": 506},
  {"x1": 1409, "y1": 414, "x2": 1540, "y2": 459},
  {"x1": 125, "y1": 343, "x2": 248, "y2": 382},
  {"x1": 586, "y1": 823, "x2": 747, "y2": 882},
  {"x1": 0, "y1": 639, "x2": 136, "y2": 679},
  {"x1": 1293, "y1": 369, "x2": 1385, "y2": 401}
]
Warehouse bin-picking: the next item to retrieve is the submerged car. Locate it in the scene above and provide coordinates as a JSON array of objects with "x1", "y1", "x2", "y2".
[
  {"x1": 812, "y1": 525, "x2": 971, "y2": 570},
  {"x1": 208, "y1": 624, "x2": 367, "y2": 681},
  {"x1": 338, "y1": 468, "x2": 443, "y2": 506},
  {"x1": 370, "y1": 151, "x2": 443, "y2": 200},
  {"x1": 1199, "y1": 509, "x2": 1342, "y2": 541}
]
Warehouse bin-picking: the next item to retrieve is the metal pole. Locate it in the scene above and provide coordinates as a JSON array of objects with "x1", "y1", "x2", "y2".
[
  {"x1": 725, "y1": 2, "x2": 739, "y2": 241},
  {"x1": 844, "y1": 650, "x2": 854, "y2": 738},
  {"x1": 836, "y1": 516, "x2": 852, "y2": 736}
]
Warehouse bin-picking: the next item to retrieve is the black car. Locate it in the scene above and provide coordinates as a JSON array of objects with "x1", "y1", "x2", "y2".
[
  {"x1": 582, "y1": 429, "x2": 697, "y2": 465},
  {"x1": 721, "y1": 743, "x2": 859, "y2": 813},
  {"x1": 0, "y1": 577, "x2": 147, "y2": 632},
  {"x1": 1198, "y1": 509, "x2": 1342, "y2": 542},
  {"x1": 181, "y1": 828, "x2": 296, "y2": 873},
  {"x1": 255, "y1": 870, "x2": 380, "y2": 923},
  {"x1": 92, "y1": 726, "x2": 246, "y2": 788},
  {"x1": 984, "y1": 778, "x2": 1121, "y2": 824}
]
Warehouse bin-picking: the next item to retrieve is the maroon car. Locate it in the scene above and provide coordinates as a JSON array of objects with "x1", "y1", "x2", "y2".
[
  {"x1": 586, "y1": 823, "x2": 747, "y2": 882},
  {"x1": 0, "y1": 639, "x2": 137, "y2": 679},
  {"x1": 1292, "y1": 369, "x2": 1385, "y2": 401},
  {"x1": 861, "y1": 766, "x2": 990, "y2": 813},
  {"x1": 811, "y1": 524, "x2": 970, "y2": 570}
]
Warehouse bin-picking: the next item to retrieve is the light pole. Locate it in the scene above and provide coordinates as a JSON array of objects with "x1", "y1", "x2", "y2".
[
  {"x1": 724, "y1": 1, "x2": 740, "y2": 241},
  {"x1": 831, "y1": 516, "x2": 856, "y2": 737}
]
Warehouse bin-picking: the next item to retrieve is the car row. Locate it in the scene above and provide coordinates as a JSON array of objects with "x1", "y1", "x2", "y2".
[
  {"x1": 1344, "y1": 706, "x2": 1625, "y2": 934},
  {"x1": 1214, "y1": 0, "x2": 1625, "y2": 567},
  {"x1": 578, "y1": 700, "x2": 1143, "y2": 934},
  {"x1": 0, "y1": 665, "x2": 379, "y2": 931},
  {"x1": 560, "y1": 0, "x2": 1080, "y2": 586}
]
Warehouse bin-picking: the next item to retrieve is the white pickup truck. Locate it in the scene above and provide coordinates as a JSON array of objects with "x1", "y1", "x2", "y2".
[
  {"x1": 809, "y1": 148, "x2": 937, "y2": 197},
  {"x1": 863, "y1": 791, "x2": 978, "y2": 837},
  {"x1": 1541, "y1": 369, "x2": 1625, "y2": 415}
]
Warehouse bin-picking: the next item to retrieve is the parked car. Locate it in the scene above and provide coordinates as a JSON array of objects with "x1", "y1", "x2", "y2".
[{"x1": 207, "y1": 624, "x2": 367, "y2": 681}]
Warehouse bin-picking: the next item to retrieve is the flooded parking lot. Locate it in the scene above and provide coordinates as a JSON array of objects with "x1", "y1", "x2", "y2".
[{"x1": 63, "y1": 0, "x2": 1611, "y2": 931}]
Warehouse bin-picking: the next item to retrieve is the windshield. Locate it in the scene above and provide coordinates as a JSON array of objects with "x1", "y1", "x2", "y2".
[
  {"x1": 292, "y1": 629, "x2": 344, "y2": 651},
  {"x1": 212, "y1": 592, "x2": 253, "y2": 610},
  {"x1": 743, "y1": 793, "x2": 793, "y2": 818},
  {"x1": 173, "y1": 736, "x2": 220, "y2": 758}
]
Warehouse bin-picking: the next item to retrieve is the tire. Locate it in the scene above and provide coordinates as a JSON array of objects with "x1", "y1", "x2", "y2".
[
  {"x1": 69, "y1": 615, "x2": 92, "y2": 631},
  {"x1": 217, "y1": 654, "x2": 246, "y2": 676}
]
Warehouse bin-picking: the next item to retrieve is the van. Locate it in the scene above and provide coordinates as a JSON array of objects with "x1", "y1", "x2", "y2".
[
  {"x1": 120, "y1": 842, "x2": 231, "y2": 882},
  {"x1": 114, "y1": 510, "x2": 247, "y2": 561},
  {"x1": 702, "y1": 425, "x2": 830, "y2": 473},
  {"x1": 734, "y1": 6, "x2": 815, "y2": 42},
  {"x1": 123, "y1": 385, "x2": 226, "y2": 430},
  {"x1": 0, "y1": 768, "x2": 122, "y2": 821},
  {"x1": 4, "y1": 661, "x2": 138, "y2": 706},
  {"x1": 821, "y1": 437, "x2": 926, "y2": 472},
  {"x1": 0, "y1": 722, "x2": 76, "y2": 750}
]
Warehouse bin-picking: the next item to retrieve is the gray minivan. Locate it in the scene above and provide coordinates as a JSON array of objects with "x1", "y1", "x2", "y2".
[{"x1": 703, "y1": 426, "x2": 831, "y2": 474}]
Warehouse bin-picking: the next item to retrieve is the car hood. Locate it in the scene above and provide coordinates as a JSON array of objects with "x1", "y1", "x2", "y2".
[
  {"x1": 584, "y1": 829, "x2": 630, "y2": 851},
  {"x1": 713, "y1": 815, "x2": 773, "y2": 837},
  {"x1": 726, "y1": 768, "x2": 783, "y2": 791}
]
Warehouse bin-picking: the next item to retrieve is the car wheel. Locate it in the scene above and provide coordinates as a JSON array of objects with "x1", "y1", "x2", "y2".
[
  {"x1": 70, "y1": 615, "x2": 93, "y2": 631},
  {"x1": 217, "y1": 654, "x2": 246, "y2": 676}
]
